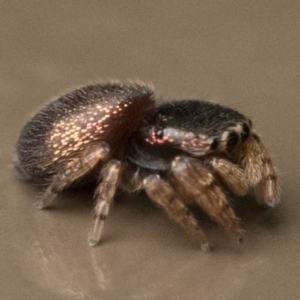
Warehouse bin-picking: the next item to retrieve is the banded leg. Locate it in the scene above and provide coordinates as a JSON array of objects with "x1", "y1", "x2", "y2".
[
  {"x1": 143, "y1": 174, "x2": 211, "y2": 251},
  {"x1": 36, "y1": 143, "x2": 109, "y2": 209},
  {"x1": 88, "y1": 160, "x2": 120, "y2": 247},
  {"x1": 208, "y1": 158, "x2": 249, "y2": 196},
  {"x1": 172, "y1": 156, "x2": 243, "y2": 243},
  {"x1": 239, "y1": 134, "x2": 280, "y2": 207}
]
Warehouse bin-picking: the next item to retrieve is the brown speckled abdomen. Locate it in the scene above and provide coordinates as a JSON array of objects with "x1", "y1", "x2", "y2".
[{"x1": 16, "y1": 83, "x2": 155, "y2": 182}]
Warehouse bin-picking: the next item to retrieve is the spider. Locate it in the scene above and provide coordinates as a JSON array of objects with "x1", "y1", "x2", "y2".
[{"x1": 15, "y1": 82, "x2": 280, "y2": 251}]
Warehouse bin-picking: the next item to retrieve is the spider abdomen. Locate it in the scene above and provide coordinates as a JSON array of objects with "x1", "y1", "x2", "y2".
[{"x1": 16, "y1": 83, "x2": 155, "y2": 181}]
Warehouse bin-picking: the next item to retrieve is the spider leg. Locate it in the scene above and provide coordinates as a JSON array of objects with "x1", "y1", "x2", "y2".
[
  {"x1": 171, "y1": 156, "x2": 243, "y2": 243},
  {"x1": 239, "y1": 134, "x2": 280, "y2": 207},
  {"x1": 143, "y1": 174, "x2": 211, "y2": 251},
  {"x1": 119, "y1": 162, "x2": 142, "y2": 192},
  {"x1": 36, "y1": 143, "x2": 109, "y2": 209},
  {"x1": 208, "y1": 158, "x2": 249, "y2": 196},
  {"x1": 88, "y1": 160, "x2": 120, "y2": 247}
]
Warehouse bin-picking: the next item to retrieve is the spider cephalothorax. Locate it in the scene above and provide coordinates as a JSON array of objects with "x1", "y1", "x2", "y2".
[{"x1": 16, "y1": 82, "x2": 280, "y2": 251}]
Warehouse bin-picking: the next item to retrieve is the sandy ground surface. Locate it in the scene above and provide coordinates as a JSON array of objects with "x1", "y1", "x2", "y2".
[{"x1": 1, "y1": 1, "x2": 300, "y2": 299}]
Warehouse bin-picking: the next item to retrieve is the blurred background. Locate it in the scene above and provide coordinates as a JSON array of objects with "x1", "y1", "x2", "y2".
[{"x1": 1, "y1": 1, "x2": 300, "y2": 299}]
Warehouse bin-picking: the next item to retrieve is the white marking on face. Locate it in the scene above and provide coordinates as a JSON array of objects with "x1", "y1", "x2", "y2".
[
  {"x1": 229, "y1": 124, "x2": 243, "y2": 133},
  {"x1": 221, "y1": 131, "x2": 229, "y2": 141}
]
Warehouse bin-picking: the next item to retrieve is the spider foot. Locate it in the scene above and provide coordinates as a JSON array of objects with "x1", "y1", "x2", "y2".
[
  {"x1": 201, "y1": 242, "x2": 213, "y2": 252},
  {"x1": 34, "y1": 189, "x2": 57, "y2": 209},
  {"x1": 88, "y1": 237, "x2": 100, "y2": 247}
]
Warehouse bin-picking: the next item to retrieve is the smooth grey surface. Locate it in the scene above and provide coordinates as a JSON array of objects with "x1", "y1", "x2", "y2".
[{"x1": 1, "y1": 1, "x2": 300, "y2": 299}]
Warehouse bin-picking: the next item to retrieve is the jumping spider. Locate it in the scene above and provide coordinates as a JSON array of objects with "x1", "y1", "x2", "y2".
[{"x1": 15, "y1": 82, "x2": 280, "y2": 251}]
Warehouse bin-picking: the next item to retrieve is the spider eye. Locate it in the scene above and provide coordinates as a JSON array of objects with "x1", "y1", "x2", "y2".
[{"x1": 155, "y1": 129, "x2": 164, "y2": 140}]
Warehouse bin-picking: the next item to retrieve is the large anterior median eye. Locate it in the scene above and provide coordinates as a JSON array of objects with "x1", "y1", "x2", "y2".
[{"x1": 155, "y1": 129, "x2": 164, "y2": 140}]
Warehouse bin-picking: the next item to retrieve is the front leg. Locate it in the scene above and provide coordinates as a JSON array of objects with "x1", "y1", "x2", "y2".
[
  {"x1": 239, "y1": 134, "x2": 280, "y2": 207},
  {"x1": 36, "y1": 143, "x2": 109, "y2": 209}
]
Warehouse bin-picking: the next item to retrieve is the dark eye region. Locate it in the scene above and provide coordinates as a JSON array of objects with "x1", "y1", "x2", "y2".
[
  {"x1": 141, "y1": 100, "x2": 252, "y2": 156},
  {"x1": 150, "y1": 100, "x2": 250, "y2": 133}
]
